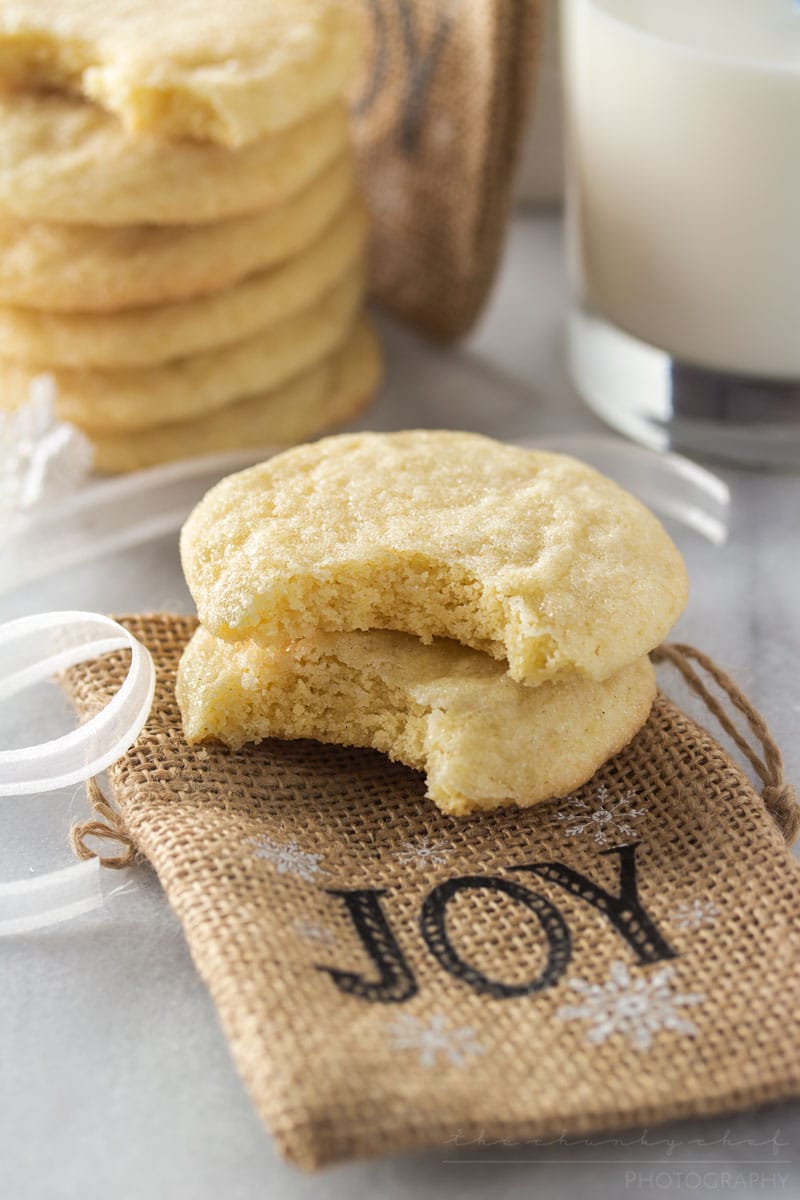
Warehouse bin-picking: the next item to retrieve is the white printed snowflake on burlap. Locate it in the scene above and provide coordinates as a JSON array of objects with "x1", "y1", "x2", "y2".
[
  {"x1": 671, "y1": 898, "x2": 719, "y2": 930},
  {"x1": 386, "y1": 1013, "x2": 484, "y2": 1068},
  {"x1": 395, "y1": 835, "x2": 451, "y2": 867},
  {"x1": 293, "y1": 918, "x2": 335, "y2": 945},
  {"x1": 249, "y1": 837, "x2": 326, "y2": 883},
  {"x1": 557, "y1": 961, "x2": 705, "y2": 1050},
  {"x1": 0, "y1": 375, "x2": 93, "y2": 515},
  {"x1": 553, "y1": 784, "x2": 648, "y2": 847}
]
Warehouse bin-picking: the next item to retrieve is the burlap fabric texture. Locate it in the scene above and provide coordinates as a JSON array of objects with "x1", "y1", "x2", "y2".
[
  {"x1": 64, "y1": 615, "x2": 800, "y2": 1171},
  {"x1": 349, "y1": 0, "x2": 543, "y2": 340}
]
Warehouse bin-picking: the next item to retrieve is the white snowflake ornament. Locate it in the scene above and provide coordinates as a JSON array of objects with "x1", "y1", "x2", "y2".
[
  {"x1": 386, "y1": 1013, "x2": 484, "y2": 1068},
  {"x1": 557, "y1": 960, "x2": 705, "y2": 1050},
  {"x1": 553, "y1": 784, "x2": 648, "y2": 846},
  {"x1": 249, "y1": 836, "x2": 326, "y2": 883},
  {"x1": 0, "y1": 376, "x2": 93, "y2": 517}
]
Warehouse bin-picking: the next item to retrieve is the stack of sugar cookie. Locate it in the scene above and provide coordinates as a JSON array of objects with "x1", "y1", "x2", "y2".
[
  {"x1": 177, "y1": 431, "x2": 689, "y2": 816},
  {"x1": 0, "y1": 0, "x2": 380, "y2": 472}
]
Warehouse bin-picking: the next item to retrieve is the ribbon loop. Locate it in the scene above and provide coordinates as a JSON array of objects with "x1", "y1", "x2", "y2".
[
  {"x1": 0, "y1": 611, "x2": 155, "y2": 795},
  {"x1": 0, "y1": 611, "x2": 155, "y2": 933}
]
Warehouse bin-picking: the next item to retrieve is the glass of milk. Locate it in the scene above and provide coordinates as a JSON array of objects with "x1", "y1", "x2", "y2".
[{"x1": 562, "y1": 0, "x2": 800, "y2": 466}]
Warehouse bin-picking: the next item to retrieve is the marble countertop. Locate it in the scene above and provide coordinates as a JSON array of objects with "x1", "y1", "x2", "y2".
[{"x1": 2, "y1": 212, "x2": 799, "y2": 1200}]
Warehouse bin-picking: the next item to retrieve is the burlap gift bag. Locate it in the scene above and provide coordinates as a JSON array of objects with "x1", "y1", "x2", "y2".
[
  {"x1": 64, "y1": 615, "x2": 800, "y2": 1171},
  {"x1": 349, "y1": 0, "x2": 543, "y2": 340}
]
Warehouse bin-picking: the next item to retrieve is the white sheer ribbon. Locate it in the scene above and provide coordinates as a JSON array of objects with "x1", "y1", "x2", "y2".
[{"x1": 0, "y1": 612, "x2": 155, "y2": 934}]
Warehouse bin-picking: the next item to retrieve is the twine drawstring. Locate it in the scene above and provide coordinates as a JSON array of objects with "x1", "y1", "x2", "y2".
[
  {"x1": 652, "y1": 643, "x2": 800, "y2": 845},
  {"x1": 70, "y1": 776, "x2": 136, "y2": 869}
]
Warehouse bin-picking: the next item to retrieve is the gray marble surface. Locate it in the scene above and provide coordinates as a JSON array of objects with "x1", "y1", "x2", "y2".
[{"x1": 2, "y1": 214, "x2": 799, "y2": 1199}]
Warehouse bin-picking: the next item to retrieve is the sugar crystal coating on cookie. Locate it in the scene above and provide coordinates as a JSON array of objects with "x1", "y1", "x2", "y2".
[
  {"x1": 177, "y1": 626, "x2": 657, "y2": 816},
  {"x1": 180, "y1": 431, "x2": 688, "y2": 685}
]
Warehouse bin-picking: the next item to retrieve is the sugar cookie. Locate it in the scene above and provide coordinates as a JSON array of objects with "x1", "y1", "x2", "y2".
[
  {"x1": 0, "y1": 92, "x2": 347, "y2": 225},
  {"x1": 89, "y1": 319, "x2": 381, "y2": 473},
  {"x1": 0, "y1": 270, "x2": 363, "y2": 431},
  {"x1": 0, "y1": 0, "x2": 360, "y2": 147},
  {"x1": 0, "y1": 203, "x2": 367, "y2": 368},
  {"x1": 0, "y1": 155, "x2": 355, "y2": 312},
  {"x1": 180, "y1": 431, "x2": 688, "y2": 684}
]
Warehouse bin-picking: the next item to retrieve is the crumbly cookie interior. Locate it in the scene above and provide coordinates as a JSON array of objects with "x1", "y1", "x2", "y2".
[{"x1": 178, "y1": 626, "x2": 657, "y2": 816}]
